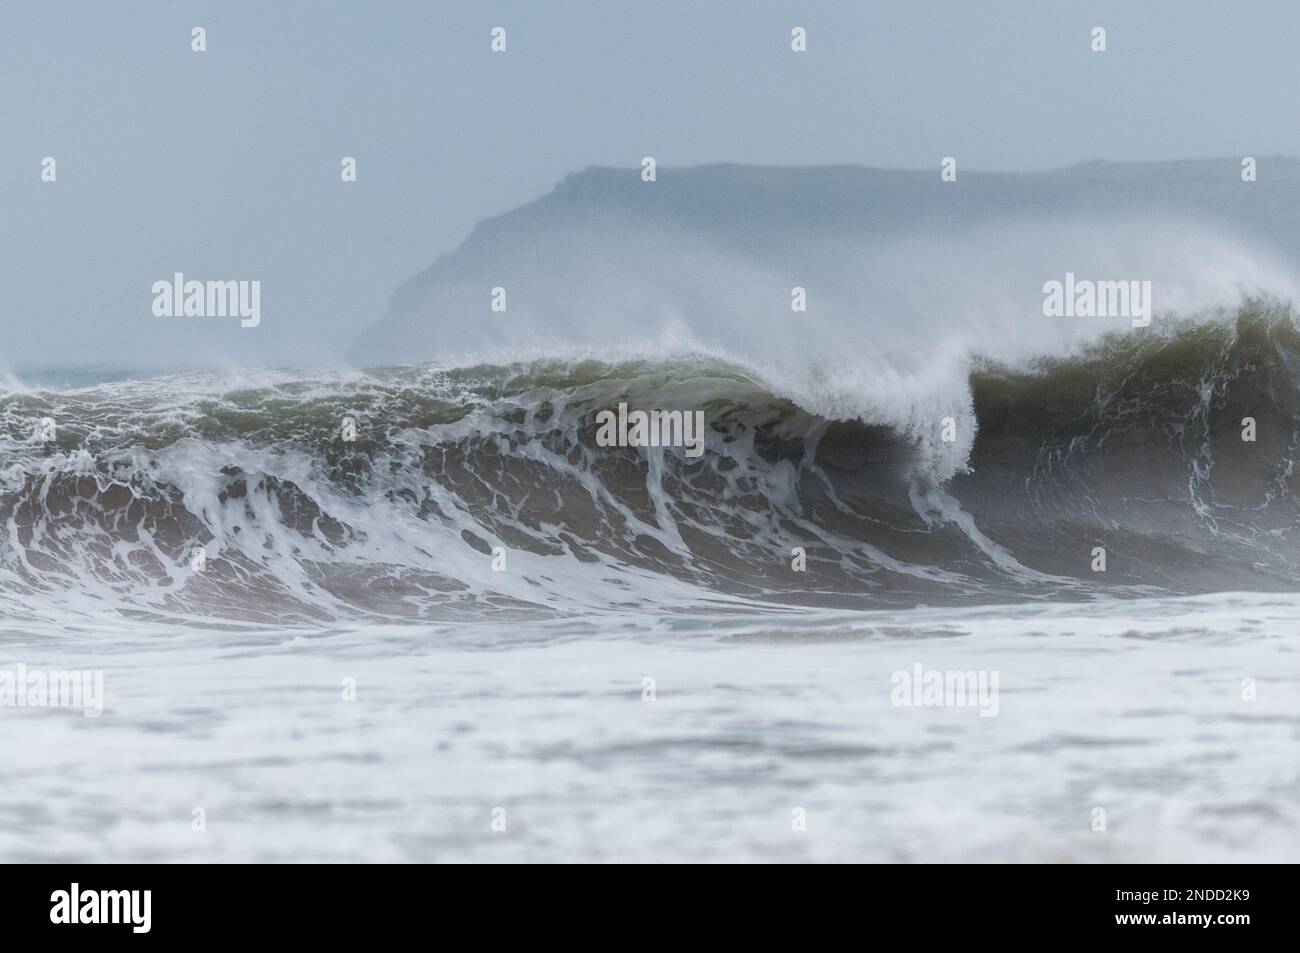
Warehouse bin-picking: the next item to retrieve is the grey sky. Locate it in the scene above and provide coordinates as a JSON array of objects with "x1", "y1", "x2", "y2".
[{"x1": 1, "y1": 0, "x2": 1293, "y2": 369}]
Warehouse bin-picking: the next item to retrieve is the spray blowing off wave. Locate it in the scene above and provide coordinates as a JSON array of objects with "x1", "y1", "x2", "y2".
[
  {"x1": 351, "y1": 163, "x2": 1300, "y2": 486},
  {"x1": 4, "y1": 303, "x2": 1300, "y2": 627}
]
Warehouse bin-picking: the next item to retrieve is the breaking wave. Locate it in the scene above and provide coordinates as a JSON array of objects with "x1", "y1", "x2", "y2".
[{"x1": 4, "y1": 302, "x2": 1300, "y2": 628}]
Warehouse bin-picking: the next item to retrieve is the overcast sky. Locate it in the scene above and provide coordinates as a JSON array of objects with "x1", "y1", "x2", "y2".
[{"x1": 2, "y1": 1, "x2": 1295, "y2": 369}]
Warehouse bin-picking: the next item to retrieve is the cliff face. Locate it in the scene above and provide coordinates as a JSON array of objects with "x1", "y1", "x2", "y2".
[{"x1": 348, "y1": 160, "x2": 1300, "y2": 367}]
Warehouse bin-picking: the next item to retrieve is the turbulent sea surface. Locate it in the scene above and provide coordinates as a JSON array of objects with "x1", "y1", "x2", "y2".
[{"x1": 2, "y1": 308, "x2": 1300, "y2": 861}]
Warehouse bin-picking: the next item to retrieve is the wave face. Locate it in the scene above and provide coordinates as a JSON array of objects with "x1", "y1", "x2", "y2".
[{"x1": 5, "y1": 306, "x2": 1300, "y2": 627}]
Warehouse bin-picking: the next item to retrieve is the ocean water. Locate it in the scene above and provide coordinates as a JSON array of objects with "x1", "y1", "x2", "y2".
[
  {"x1": 1, "y1": 597, "x2": 1297, "y2": 863},
  {"x1": 3, "y1": 316, "x2": 1300, "y2": 862}
]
